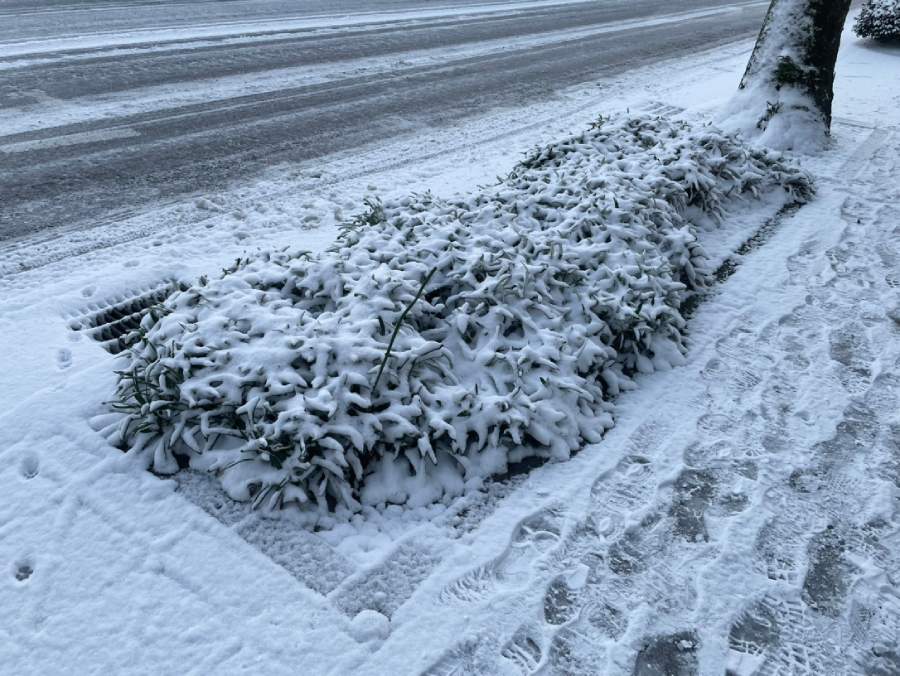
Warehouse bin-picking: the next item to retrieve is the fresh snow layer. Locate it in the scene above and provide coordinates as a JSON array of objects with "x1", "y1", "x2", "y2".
[
  {"x1": 2, "y1": 14, "x2": 900, "y2": 676},
  {"x1": 109, "y1": 115, "x2": 810, "y2": 517}
]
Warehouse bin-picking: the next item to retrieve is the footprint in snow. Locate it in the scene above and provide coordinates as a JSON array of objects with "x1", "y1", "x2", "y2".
[
  {"x1": 56, "y1": 348, "x2": 72, "y2": 370},
  {"x1": 19, "y1": 453, "x2": 39, "y2": 479},
  {"x1": 14, "y1": 559, "x2": 34, "y2": 582},
  {"x1": 632, "y1": 630, "x2": 699, "y2": 676}
]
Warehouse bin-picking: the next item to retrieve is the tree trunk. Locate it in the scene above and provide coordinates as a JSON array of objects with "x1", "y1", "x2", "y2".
[{"x1": 723, "y1": 0, "x2": 852, "y2": 148}]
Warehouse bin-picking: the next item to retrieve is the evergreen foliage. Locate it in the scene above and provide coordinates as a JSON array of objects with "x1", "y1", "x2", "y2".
[
  {"x1": 111, "y1": 115, "x2": 813, "y2": 514},
  {"x1": 855, "y1": 0, "x2": 900, "y2": 39}
]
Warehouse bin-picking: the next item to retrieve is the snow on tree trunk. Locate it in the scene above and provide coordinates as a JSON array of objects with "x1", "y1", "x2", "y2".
[{"x1": 721, "y1": 0, "x2": 851, "y2": 150}]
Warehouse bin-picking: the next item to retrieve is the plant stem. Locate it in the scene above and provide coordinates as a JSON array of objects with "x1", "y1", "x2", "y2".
[{"x1": 373, "y1": 268, "x2": 436, "y2": 392}]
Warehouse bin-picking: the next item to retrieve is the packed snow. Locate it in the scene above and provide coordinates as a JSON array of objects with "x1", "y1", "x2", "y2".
[{"x1": 1, "y1": 9, "x2": 899, "y2": 676}]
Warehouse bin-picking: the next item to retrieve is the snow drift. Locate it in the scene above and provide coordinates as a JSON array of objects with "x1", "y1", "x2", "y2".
[{"x1": 110, "y1": 115, "x2": 813, "y2": 515}]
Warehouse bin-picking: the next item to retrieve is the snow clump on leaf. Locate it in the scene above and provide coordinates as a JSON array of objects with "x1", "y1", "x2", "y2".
[
  {"x1": 111, "y1": 114, "x2": 813, "y2": 517},
  {"x1": 855, "y1": 0, "x2": 900, "y2": 40}
]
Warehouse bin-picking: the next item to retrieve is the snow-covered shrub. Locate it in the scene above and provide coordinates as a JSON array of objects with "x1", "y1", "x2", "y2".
[
  {"x1": 111, "y1": 115, "x2": 813, "y2": 515},
  {"x1": 855, "y1": 0, "x2": 900, "y2": 39}
]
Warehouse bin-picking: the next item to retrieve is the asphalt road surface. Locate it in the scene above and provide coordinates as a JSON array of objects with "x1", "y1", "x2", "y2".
[{"x1": 0, "y1": 0, "x2": 768, "y2": 240}]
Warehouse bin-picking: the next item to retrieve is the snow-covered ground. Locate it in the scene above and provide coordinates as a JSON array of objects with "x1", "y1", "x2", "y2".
[{"x1": 2, "y1": 15, "x2": 899, "y2": 676}]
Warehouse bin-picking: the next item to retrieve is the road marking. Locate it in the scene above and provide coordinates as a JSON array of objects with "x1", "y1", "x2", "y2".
[
  {"x1": 0, "y1": 127, "x2": 140, "y2": 154},
  {"x1": 21, "y1": 89, "x2": 65, "y2": 106}
]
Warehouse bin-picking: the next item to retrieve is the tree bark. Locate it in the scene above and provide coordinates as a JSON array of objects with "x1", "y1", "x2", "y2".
[{"x1": 724, "y1": 0, "x2": 851, "y2": 147}]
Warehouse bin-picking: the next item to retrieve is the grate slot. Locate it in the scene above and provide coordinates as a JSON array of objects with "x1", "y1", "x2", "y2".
[{"x1": 67, "y1": 279, "x2": 187, "y2": 354}]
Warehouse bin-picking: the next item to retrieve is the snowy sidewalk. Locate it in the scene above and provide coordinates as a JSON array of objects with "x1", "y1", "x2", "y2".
[
  {"x1": 1, "y1": 19, "x2": 899, "y2": 676},
  {"x1": 362, "y1": 122, "x2": 900, "y2": 674}
]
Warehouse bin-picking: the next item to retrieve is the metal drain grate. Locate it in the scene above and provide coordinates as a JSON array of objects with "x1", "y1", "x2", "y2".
[{"x1": 66, "y1": 279, "x2": 187, "y2": 354}]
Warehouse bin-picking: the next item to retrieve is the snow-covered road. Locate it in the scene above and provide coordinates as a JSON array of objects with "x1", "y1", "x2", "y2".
[{"x1": 0, "y1": 0, "x2": 768, "y2": 241}]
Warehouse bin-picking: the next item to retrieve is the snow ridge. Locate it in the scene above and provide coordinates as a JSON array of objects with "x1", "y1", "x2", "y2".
[{"x1": 109, "y1": 114, "x2": 812, "y2": 517}]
